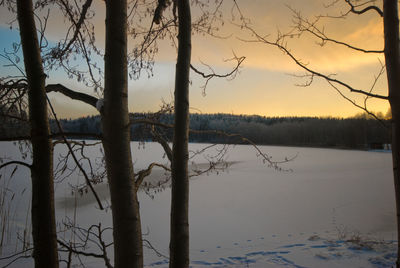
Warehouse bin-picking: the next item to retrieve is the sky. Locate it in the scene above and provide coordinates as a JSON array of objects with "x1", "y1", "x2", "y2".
[{"x1": 0, "y1": 0, "x2": 390, "y2": 119}]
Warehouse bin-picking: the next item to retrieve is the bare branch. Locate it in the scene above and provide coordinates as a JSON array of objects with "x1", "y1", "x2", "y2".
[
  {"x1": 46, "y1": 96, "x2": 104, "y2": 210},
  {"x1": 58, "y1": 0, "x2": 94, "y2": 57},
  {"x1": 129, "y1": 118, "x2": 294, "y2": 170},
  {"x1": 135, "y1": 162, "x2": 171, "y2": 189},
  {"x1": 0, "y1": 248, "x2": 33, "y2": 261},
  {"x1": 51, "y1": 132, "x2": 103, "y2": 140},
  {"x1": 0, "y1": 160, "x2": 31, "y2": 170},
  {"x1": 0, "y1": 53, "x2": 25, "y2": 77},
  {"x1": 327, "y1": 80, "x2": 388, "y2": 127},
  {"x1": 189, "y1": 128, "x2": 296, "y2": 170},
  {"x1": 57, "y1": 239, "x2": 105, "y2": 259},
  {"x1": 240, "y1": 26, "x2": 388, "y2": 100},
  {"x1": 289, "y1": 6, "x2": 384, "y2": 54},
  {"x1": 153, "y1": 0, "x2": 171, "y2": 24},
  {"x1": 150, "y1": 126, "x2": 173, "y2": 162},
  {"x1": 53, "y1": 140, "x2": 102, "y2": 147},
  {"x1": 0, "y1": 254, "x2": 32, "y2": 268},
  {"x1": 345, "y1": 0, "x2": 383, "y2": 17},
  {"x1": 188, "y1": 144, "x2": 232, "y2": 177},
  {"x1": 190, "y1": 53, "x2": 245, "y2": 95},
  {"x1": 58, "y1": 220, "x2": 113, "y2": 268},
  {"x1": 130, "y1": 103, "x2": 174, "y2": 161},
  {"x1": 47, "y1": 0, "x2": 102, "y2": 89},
  {"x1": 130, "y1": 118, "x2": 172, "y2": 130},
  {"x1": 46, "y1": 83, "x2": 98, "y2": 108},
  {"x1": 143, "y1": 239, "x2": 169, "y2": 259}
]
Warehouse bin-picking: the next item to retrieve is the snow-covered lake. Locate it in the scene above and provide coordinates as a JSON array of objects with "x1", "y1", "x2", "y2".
[{"x1": 0, "y1": 141, "x2": 397, "y2": 267}]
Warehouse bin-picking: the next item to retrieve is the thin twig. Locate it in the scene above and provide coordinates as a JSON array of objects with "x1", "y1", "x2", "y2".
[
  {"x1": 0, "y1": 161, "x2": 31, "y2": 170},
  {"x1": 239, "y1": 26, "x2": 388, "y2": 100},
  {"x1": 46, "y1": 96, "x2": 104, "y2": 210},
  {"x1": 0, "y1": 247, "x2": 33, "y2": 261},
  {"x1": 129, "y1": 118, "x2": 294, "y2": 170}
]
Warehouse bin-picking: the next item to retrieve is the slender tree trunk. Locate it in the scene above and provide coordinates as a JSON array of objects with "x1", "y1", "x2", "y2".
[
  {"x1": 102, "y1": 0, "x2": 143, "y2": 267},
  {"x1": 383, "y1": 0, "x2": 400, "y2": 266},
  {"x1": 169, "y1": 0, "x2": 191, "y2": 267},
  {"x1": 16, "y1": 1, "x2": 58, "y2": 267}
]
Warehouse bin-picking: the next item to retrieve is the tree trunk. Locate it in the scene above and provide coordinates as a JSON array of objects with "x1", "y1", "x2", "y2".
[
  {"x1": 383, "y1": 0, "x2": 400, "y2": 266},
  {"x1": 16, "y1": 1, "x2": 59, "y2": 267},
  {"x1": 102, "y1": 0, "x2": 143, "y2": 267},
  {"x1": 169, "y1": 0, "x2": 191, "y2": 267}
]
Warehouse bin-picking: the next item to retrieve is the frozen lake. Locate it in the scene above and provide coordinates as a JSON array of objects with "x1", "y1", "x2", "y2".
[{"x1": 0, "y1": 141, "x2": 397, "y2": 267}]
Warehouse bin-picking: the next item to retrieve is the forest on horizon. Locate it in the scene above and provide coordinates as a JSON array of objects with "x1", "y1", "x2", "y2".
[{"x1": 1, "y1": 112, "x2": 390, "y2": 150}]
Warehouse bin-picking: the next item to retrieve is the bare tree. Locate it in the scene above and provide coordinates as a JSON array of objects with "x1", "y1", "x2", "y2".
[
  {"x1": 1, "y1": 1, "x2": 247, "y2": 266},
  {"x1": 239, "y1": 0, "x2": 400, "y2": 265},
  {"x1": 101, "y1": 0, "x2": 143, "y2": 267},
  {"x1": 28, "y1": 1, "x2": 144, "y2": 265},
  {"x1": 383, "y1": 1, "x2": 400, "y2": 266},
  {"x1": 16, "y1": 0, "x2": 58, "y2": 266},
  {"x1": 0, "y1": 0, "x2": 108, "y2": 264},
  {"x1": 169, "y1": 0, "x2": 191, "y2": 266},
  {"x1": 44, "y1": 1, "x2": 245, "y2": 266}
]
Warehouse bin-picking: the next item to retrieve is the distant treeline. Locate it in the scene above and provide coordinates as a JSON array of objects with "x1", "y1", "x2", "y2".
[
  {"x1": 49, "y1": 113, "x2": 390, "y2": 149},
  {"x1": 0, "y1": 113, "x2": 390, "y2": 149}
]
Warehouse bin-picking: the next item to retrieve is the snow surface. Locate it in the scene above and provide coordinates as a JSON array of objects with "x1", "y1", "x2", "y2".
[{"x1": 0, "y1": 141, "x2": 397, "y2": 267}]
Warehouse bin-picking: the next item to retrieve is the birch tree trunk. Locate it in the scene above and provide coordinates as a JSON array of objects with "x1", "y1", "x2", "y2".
[
  {"x1": 383, "y1": 1, "x2": 400, "y2": 266},
  {"x1": 169, "y1": 0, "x2": 192, "y2": 267},
  {"x1": 102, "y1": 0, "x2": 143, "y2": 267},
  {"x1": 16, "y1": 1, "x2": 58, "y2": 267}
]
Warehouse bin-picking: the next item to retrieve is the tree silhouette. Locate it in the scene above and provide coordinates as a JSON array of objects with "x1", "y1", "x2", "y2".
[{"x1": 240, "y1": 0, "x2": 400, "y2": 265}]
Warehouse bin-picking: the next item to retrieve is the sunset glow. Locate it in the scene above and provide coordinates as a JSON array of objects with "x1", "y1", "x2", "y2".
[{"x1": 0, "y1": 0, "x2": 390, "y2": 118}]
